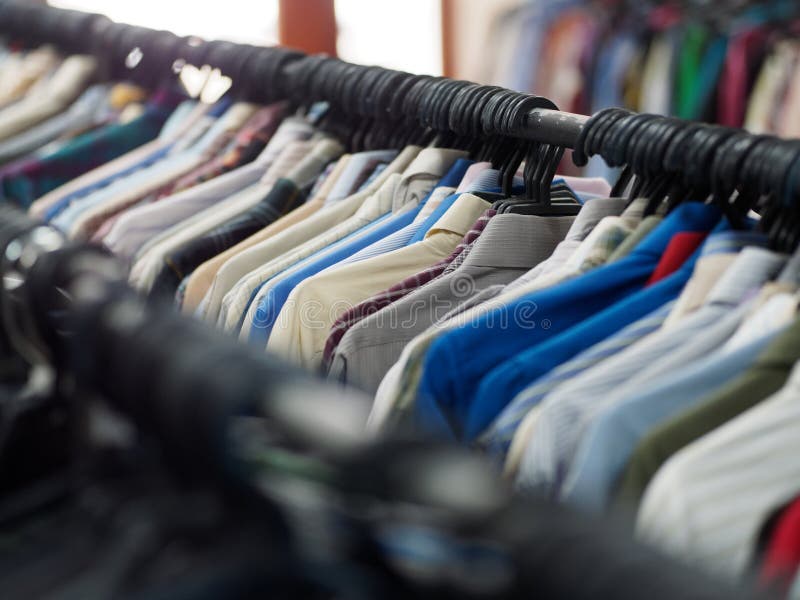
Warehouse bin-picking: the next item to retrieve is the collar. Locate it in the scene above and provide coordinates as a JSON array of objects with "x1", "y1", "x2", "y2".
[
  {"x1": 698, "y1": 230, "x2": 768, "y2": 258},
  {"x1": 310, "y1": 155, "x2": 352, "y2": 203},
  {"x1": 565, "y1": 197, "x2": 627, "y2": 241},
  {"x1": 463, "y1": 168, "x2": 514, "y2": 193},
  {"x1": 456, "y1": 162, "x2": 492, "y2": 193},
  {"x1": 414, "y1": 186, "x2": 457, "y2": 223},
  {"x1": 424, "y1": 193, "x2": 492, "y2": 240},
  {"x1": 461, "y1": 212, "x2": 575, "y2": 269},
  {"x1": 255, "y1": 117, "x2": 315, "y2": 166},
  {"x1": 632, "y1": 203, "x2": 722, "y2": 260},
  {"x1": 621, "y1": 197, "x2": 649, "y2": 221},
  {"x1": 352, "y1": 147, "x2": 424, "y2": 218},
  {"x1": 564, "y1": 216, "x2": 631, "y2": 269},
  {"x1": 392, "y1": 148, "x2": 468, "y2": 211},
  {"x1": 705, "y1": 246, "x2": 787, "y2": 306},
  {"x1": 193, "y1": 102, "x2": 258, "y2": 155},
  {"x1": 287, "y1": 139, "x2": 344, "y2": 189},
  {"x1": 260, "y1": 139, "x2": 316, "y2": 186}
]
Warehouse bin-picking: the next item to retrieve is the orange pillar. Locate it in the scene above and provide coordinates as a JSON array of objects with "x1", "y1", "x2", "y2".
[
  {"x1": 441, "y1": 0, "x2": 456, "y2": 78},
  {"x1": 279, "y1": 0, "x2": 338, "y2": 56}
]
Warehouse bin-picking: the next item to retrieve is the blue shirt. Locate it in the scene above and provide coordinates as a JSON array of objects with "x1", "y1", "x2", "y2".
[
  {"x1": 247, "y1": 211, "x2": 412, "y2": 346},
  {"x1": 482, "y1": 231, "x2": 766, "y2": 455},
  {"x1": 338, "y1": 159, "x2": 475, "y2": 265},
  {"x1": 412, "y1": 203, "x2": 723, "y2": 440}
]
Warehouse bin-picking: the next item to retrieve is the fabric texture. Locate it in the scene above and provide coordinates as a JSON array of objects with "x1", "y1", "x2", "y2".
[
  {"x1": 214, "y1": 147, "x2": 425, "y2": 331},
  {"x1": 265, "y1": 193, "x2": 492, "y2": 370},
  {"x1": 150, "y1": 178, "x2": 305, "y2": 299},
  {"x1": 27, "y1": 99, "x2": 203, "y2": 220},
  {"x1": 102, "y1": 116, "x2": 314, "y2": 260},
  {"x1": 621, "y1": 312, "x2": 800, "y2": 514},
  {"x1": 411, "y1": 203, "x2": 722, "y2": 441},
  {"x1": 368, "y1": 197, "x2": 628, "y2": 432},
  {"x1": 184, "y1": 154, "x2": 355, "y2": 316},
  {"x1": 243, "y1": 159, "x2": 475, "y2": 347}
]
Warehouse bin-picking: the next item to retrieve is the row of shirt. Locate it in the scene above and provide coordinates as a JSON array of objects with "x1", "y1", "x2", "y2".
[
  {"x1": 482, "y1": 0, "x2": 800, "y2": 179},
  {"x1": 3, "y1": 41, "x2": 800, "y2": 596}
]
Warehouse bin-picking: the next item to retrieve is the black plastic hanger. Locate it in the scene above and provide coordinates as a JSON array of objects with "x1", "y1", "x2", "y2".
[
  {"x1": 639, "y1": 119, "x2": 705, "y2": 216},
  {"x1": 572, "y1": 107, "x2": 631, "y2": 168}
]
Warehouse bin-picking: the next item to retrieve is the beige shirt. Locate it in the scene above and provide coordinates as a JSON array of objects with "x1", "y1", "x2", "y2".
[
  {"x1": 183, "y1": 155, "x2": 354, "y2": 314},
  {"x1": 745, "y1": 41, "x2": 798, "y2": 135},
  {"x1": 215, "y1": 147, "x2": 423, "y2": 331},
  {"x1": 369, "y1": 199, "x2": 645, "y2": 432},
  {"x1": 0, "y1": 54, "x2": 96, "y2": 143},
  {"x1": 662, "y1": 254, "x2": 738, "y2": 329},
  {"x1": 265, "y1": 193, "x2": 492, "y2": 371},
  {"x1": 0, "y1": 45, "x2": 60, "y2": 106}
]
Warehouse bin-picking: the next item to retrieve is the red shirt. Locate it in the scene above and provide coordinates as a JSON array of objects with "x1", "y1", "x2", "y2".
[
  {"x1": 761, "y1": 497, "x2": 800, "y2": 595},
  {"x1": 646, "y1": 231, "x2": 706, "y2": 285}
]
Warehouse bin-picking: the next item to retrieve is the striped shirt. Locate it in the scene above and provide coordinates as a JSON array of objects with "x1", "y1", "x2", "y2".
[{"x1": 636, "y1": 362, "x2": 800, "y2": 578}]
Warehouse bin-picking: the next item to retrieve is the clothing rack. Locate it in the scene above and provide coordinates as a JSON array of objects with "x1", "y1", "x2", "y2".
[
  {"x1": 0, "y1": 0, "x2": 589, "y2": 148},
  {"x1": 0, "y1": 0, "x2": 796, "y2": 234},
  {"x1": 3, "y1": 0, "x2": 793, "y2": 206},
  {"x1": 3, "y1": 2, "x2": 799, "y2": 238}
]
